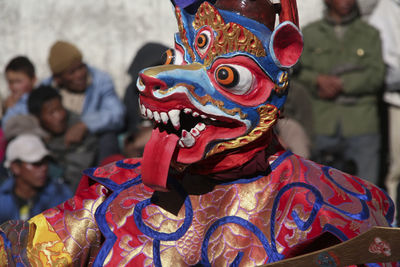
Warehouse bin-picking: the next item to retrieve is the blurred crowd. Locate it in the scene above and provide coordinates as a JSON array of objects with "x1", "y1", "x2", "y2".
[
  {"x1": 0, "y1": 0, "x2": 399, "y2": 226},
  {"x1": 0, "y1": 40, "x2": 167, "y2": 224}
]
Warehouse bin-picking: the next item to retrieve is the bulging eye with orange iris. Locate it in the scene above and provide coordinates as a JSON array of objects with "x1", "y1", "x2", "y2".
[
  {"x1": 195, "y1": 29, "x2": 212, "y2": 58},
  {"x1": 197, "y1": 33, "x2": 208, "y2": 49},
  {"x1": 215, "y1": 64, "x2": 254, "y2": 95},
  {"x1": 162, "y1": 49, "x2": 175, "y2": 65},
  {"x1": 162, "y1": 48, "x2": 184, "y2": 65},
  {"x1": 216, "y1": 66, "x2": 239, "y2": 88}
]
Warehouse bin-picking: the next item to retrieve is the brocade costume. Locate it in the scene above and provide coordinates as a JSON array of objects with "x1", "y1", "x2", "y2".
[
  {"x1": 0, "y1": 149, "x2": 394, "y2": 266},
  {"x1": 0, "y1": 0, "x2": 395, "y2": 266}
]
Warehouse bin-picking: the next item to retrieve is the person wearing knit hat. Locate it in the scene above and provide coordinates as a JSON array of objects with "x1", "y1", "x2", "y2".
[
  {"x1": 41, "y1": 40, "x2": 125, "y2": 162},
  {"x1": 48, "y1": 40, "x2": 87, "y2": 93},
  {"x1": 48, "y1": 41, "x2": 83, "y2": 76}
]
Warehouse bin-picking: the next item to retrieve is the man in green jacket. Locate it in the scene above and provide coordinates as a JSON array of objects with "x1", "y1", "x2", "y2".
[{"x1": 296, "y1": 0, "x2": 385, "y2": 184}]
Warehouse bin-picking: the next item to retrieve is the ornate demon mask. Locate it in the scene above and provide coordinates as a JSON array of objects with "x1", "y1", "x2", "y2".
[{"x1": 137, "y1": 0, "x2": 303, "y2": 191}]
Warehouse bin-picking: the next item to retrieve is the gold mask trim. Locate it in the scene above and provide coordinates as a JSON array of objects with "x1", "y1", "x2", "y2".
[
  {"x1": 274, "y1": 72, "x2": 289, "y2": 94},
  {"x1": 186, "y1": 85, "x2": 248, "y2": 119},
  {"x1": 206, "y1": 104, "x2": 278, "y2": 157},
  {"x1": 175, "y1": 7, "x2": 196, "y2": 62},
  {"x1": 142, "y1": 63, "x2": 203, "y2": 82},
  {"x1": 193, "y1": 2, "x2": 266, "y2": 66}
]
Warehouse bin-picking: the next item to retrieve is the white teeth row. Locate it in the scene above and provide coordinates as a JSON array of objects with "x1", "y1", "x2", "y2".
[
  {"x1": 141, "y1": 105, "x2": 181, "y2": 129},
  {"x1": 140, "y1": 104, "x2": 208, "y2": 148},
  {"x1": 178, "y1": 123, "x2": 206, "y2": 148},
  {"x1": 183, "y1": 108, "x2": 216, "y2": 121}
]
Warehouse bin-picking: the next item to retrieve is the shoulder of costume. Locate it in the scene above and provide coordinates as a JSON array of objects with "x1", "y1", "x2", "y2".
[
  {"x1": 79, "y1": 158, "x2": 144, "y2": 192},
  {"x1": 285, "y1": 153, "x2": 394, "y2": 226}
]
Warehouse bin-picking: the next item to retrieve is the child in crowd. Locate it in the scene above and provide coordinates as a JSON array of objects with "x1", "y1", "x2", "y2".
[
  {"x1": 2, "y1": 56, "x2": 37, "y2": 126},
  {"x1": 28, "y1": 85, "x2": 98, "y2": 192}
]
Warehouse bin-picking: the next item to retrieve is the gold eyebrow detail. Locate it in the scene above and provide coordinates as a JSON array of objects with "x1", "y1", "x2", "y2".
[{"x1": 193, "y1": 2, "x2": 266, "y2": 66}]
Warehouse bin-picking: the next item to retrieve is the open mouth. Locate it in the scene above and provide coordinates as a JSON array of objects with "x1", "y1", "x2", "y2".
[
  {"x1": 138, "y1": 92, "x2": 249, "y2": 191},
  {"x1": 139, "y1": 100, "x2": 242, "y2": 149}
]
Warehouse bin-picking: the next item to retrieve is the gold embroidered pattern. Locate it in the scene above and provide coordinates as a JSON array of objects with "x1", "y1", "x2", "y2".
[
  {"x1": 0, "y1": 238, "x2": 8, "y2": 265},
  {"x1": 155, "y1": 179, "x2": 277, "y2": 266},
  {"x1": 284, "y1": 205, "x2": 313, "y2": 248},
  {"x1": 319, "y1": 215, "x2": 348, "y2": 230},
  {"x1": 206, "y1": 104, "x2": 278, "y2": 157},
  {"x1": 109, "y1": 184, "x2": 152, "y2": 229},
  {"x1": 118, "y1": 235, "x2": 154, "y2": 266},
  {"x1": 27, "y1": 214, "x2": 72, "y2": 266},
  {"x1": 349, "y1": 220, "x2": 362, "y2": 232},
  {"x1": 324, "y1": 171, "x2": 348, "y2": 200},
  {"x1": 103, "y1": 175, "x2": 279, "y2": 266},
  {"x1": 43, "y1": 184, "x2": 106, "y2": 263},
  {"x1": 274, "y1": 72, "x2": 289, "y2": 94},
  {"x1": 273, "y1": 185, "x2": 297, "y2": 253},
  {"x1": 193, "y1": 2, "x2": 266, "y2": 66}
]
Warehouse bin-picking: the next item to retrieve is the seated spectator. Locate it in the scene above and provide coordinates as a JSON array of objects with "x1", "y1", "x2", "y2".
[
  {"x1": 123, "y1": 42, "x2": 168, "y2": 158},
  {"x1": 3, "y1": 114, "x2": 48, "y2": 142},
  {"x1": 28, "y1": 85, "x2": 98, "y2": 192},
  {"x1": 41, "y1": 40, "x2": 125, "y2": 162},
  {"x1": 0, "y1": 134, "x2": 72, "y2": 223},
  {"x1": 123, "y1": 122, "x2": 153, "y2": 158},
  {"x1": 1, "y1": 114, "x2": 49, "y2": 184},
  {"x1": 2, "y1": 56, "x2": 37, "y2": 127},
  {"x1": 0, "y1": 129, "x2": 7, "y2": 184},
  {"x1": 124, "y1": 42, "x2": 168, "y2": 136}
]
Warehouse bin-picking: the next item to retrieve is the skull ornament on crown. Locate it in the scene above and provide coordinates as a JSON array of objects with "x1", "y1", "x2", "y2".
[{"x1": 137, "y1": 0, "x2": 303, "y2": 191}]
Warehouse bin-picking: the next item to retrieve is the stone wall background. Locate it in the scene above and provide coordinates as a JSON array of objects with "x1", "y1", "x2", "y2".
[{"x1": 0, "y1": 0, "x2": 323, "y2": 102}]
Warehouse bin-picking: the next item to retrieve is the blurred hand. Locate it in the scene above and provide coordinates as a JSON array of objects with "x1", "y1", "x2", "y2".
[
  {"x1": 64, "y1": 121, "x2": 88, "y2": 147},
  {"x1": 4, "y1": 91, "x2": 24, "y2": 110},
  {"x1": 317, "y1": 75, "x2": 343, "y2": 99}
]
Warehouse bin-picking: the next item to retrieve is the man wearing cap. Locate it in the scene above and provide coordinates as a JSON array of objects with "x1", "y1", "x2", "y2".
[
  {"x1": 41, "y1": 40, "x2": 125, "y2": 161},
  {"x1": 0, "y1": 134, "x2": 72, "y2": 224}
]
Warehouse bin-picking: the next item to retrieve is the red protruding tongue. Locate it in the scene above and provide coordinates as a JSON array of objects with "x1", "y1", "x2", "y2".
[{"x1": 142, "y1": 128, "x2": 179, "y2": 192}]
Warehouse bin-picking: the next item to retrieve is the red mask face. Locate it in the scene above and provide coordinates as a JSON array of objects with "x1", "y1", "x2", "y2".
[{"x1": 137, "y1": 1, "x2": 303, "y2": 191}]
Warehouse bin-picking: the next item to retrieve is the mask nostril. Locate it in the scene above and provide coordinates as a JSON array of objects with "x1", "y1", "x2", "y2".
[
  {"x1": 138, "y1": 73, "x2": 167, "y2": 92},
  {"x1": 139, "y1": 77, "x2": 146, "y2": 87}
]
